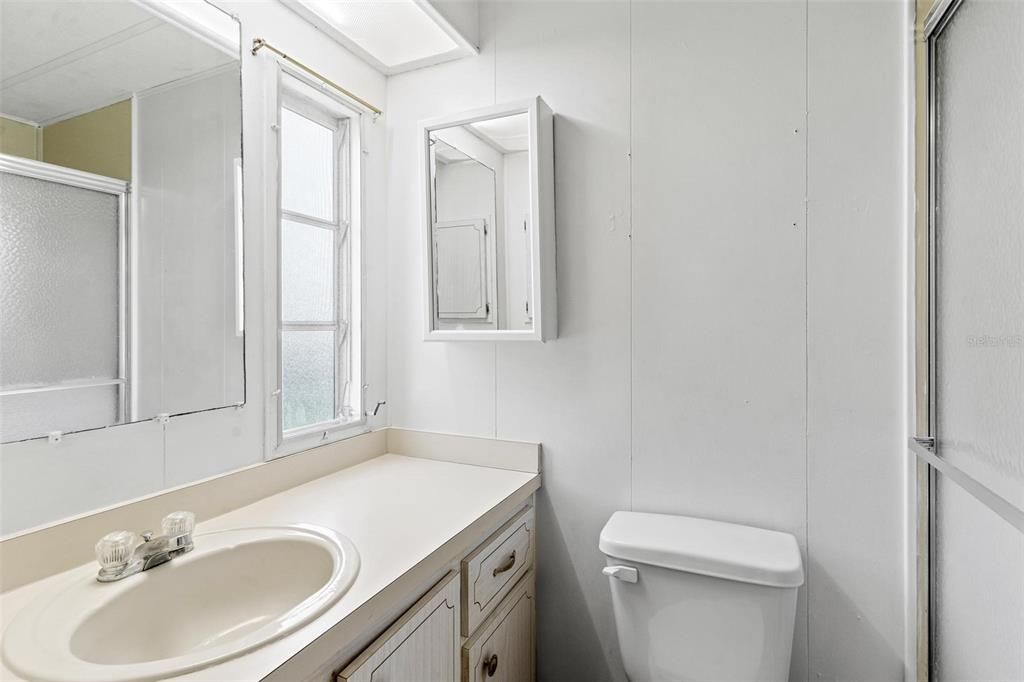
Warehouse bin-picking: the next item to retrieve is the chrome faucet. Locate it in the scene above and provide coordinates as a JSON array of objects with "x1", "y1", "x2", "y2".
[{"x1": 95, "y1": 511, "x2": 195, "y2": 582}]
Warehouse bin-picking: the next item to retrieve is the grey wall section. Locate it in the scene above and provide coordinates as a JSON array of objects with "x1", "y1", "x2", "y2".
[
  {"x1": 630, "y1": 0, "x2": 811, "y2": 677},
  {"x1": 492, "y1": 3, "x2": 633, "y2": 680},
  {"x1": 806, "y1": 1, "x2": 909, "y2": 677},
  {"x1": 386, "y1": 1, "x2": 909, "y2": 680}
]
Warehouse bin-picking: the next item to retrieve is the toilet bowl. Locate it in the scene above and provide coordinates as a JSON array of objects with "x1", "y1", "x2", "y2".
[{"x1": 599, "y1": 511, "x2": 804, "y2": 682}]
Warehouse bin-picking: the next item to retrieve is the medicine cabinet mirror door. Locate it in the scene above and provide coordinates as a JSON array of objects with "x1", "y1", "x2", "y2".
[
  {"x1": 421, "y1": 97, "x2": 555, "y2": 342},
  {"x1": 0, "y1": 0, "x2": 244, "y2": 443}
]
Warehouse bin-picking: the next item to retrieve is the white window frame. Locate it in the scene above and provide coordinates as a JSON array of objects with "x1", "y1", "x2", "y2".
[{"x1": 266, "y1": 68, "x2": 365, "y2": 459}]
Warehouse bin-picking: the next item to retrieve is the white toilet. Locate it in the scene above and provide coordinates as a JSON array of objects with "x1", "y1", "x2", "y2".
[{"x1": 599, "y1": 511, "x2": 804, "y2": 682}]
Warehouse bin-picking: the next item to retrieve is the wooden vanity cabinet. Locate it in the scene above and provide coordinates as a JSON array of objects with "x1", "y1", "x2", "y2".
[{"x1": 336, "y1": 504, "x2": 535, "y2": 682}]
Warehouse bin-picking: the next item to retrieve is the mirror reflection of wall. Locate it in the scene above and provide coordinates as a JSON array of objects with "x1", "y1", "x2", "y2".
[
  {"x1": 0, "y1": 0, "x2": 243, "y2": 443},
  {"x1": 428, "y1": 112, "x2": 532, "y2": 332}
]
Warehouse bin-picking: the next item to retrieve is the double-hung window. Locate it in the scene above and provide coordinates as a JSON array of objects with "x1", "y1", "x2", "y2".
[{"x1": 272, "y1": 75, "x2": 362, "y2": 455}]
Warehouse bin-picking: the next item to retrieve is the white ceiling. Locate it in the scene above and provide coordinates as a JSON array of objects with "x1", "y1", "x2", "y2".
[{"x1": 0, "y1": 0, "x2": 237, "y2": 125}]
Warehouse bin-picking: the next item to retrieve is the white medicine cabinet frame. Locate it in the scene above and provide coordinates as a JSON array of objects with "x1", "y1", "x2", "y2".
[{"x1": 420, "y1": 96, "x2": 556, "y2": 342}]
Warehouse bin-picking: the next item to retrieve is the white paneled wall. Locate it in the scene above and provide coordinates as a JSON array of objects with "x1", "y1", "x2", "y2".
[
  {"x1": 0, "y1": 1, "x2": 389, "y2": 536},
  {"x1": 386, "y1": 1, "x2": 910, "y2": 680},
  {"x1": 629, "y1": 0, "x2": 809, "y2": 541},
  {"x1": 0, "y1": 421, "x2": 164, "y2": 534},
  {"x1": 806, "y1": 1, "x2": 909, "y2": 677},
  {"x1": 630, "y1": 1, "x2": 811, "y2": 676},
  {"x1": 385, "y1": 22, "x2": 500, "y2": 438},
  {"x1": 388, "y1": 3, "x2": 633, "y2": 678},
  {"x1": 493, "y1": 3, "x2": 634, "y2": 680}
]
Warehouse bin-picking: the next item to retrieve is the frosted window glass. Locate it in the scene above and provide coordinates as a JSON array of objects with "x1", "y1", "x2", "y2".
[
  {"x1": 281, "y1": 330, "x2": 334, "y2": 431},
  {"x1": 0, "y1": 384, "x2": 119, "y2": 442},
  {"x1": 281, "y1": 219, "x2": 334, "y2": 322},
  {"x1": 0, "y1": 173, "x2": 119, "y2": 388},
  {"x1": 281, "y1": 108, "x2": 334, "y2": 221}
]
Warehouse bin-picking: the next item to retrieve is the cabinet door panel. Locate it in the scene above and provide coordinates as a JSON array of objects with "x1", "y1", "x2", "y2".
[
  {"x1": 339, "y1": 572, "x2": 460, "y2": 682},
  {"x1": 463, "y1": 572, "x2": 535, "y2": 682}
]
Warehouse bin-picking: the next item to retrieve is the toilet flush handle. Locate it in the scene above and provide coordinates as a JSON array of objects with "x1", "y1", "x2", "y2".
[{"x1": 602, "y1": 565, "x2": 639, "y2": 583}]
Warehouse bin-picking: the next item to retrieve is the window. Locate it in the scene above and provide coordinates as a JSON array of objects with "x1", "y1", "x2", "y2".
[{"x1": 272, "y1": 76, "x2": 362, "y2": 454}]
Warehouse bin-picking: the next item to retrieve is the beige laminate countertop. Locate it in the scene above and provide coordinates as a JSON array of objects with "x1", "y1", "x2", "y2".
[{"x1": 0, "y1": 454, "x2": 540, "y2": 681}]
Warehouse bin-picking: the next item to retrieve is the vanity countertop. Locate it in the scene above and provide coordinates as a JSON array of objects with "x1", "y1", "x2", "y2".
[{"x1": 0, "y1": 453, "x2": 540, "y2": 681}]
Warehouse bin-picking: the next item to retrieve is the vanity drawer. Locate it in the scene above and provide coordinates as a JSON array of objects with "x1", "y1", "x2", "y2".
[
  {"x1": 461, "y1": 506, "x2": 535, "y2": 637},
  {"x1": 462, "y1": 571, "x2": 535, "y2": 682}
]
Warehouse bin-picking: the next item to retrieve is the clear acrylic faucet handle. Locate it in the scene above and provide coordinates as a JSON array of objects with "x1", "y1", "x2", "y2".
[
  {"x1": 161, "y1": 511, "x2": 195, "y2": 537},
  {"x1": 95, "y1": 530, "x2": 141, "y2": 570}
]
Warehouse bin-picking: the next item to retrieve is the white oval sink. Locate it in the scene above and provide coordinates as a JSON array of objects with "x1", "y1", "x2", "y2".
[{"x1": 2, "y1": 525, "x2": 359, "y2": 682}]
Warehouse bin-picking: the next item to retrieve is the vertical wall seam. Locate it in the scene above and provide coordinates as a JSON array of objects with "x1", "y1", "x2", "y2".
[
  {"x1": 803, "y1": 0, "x2": 812, "y2": 675},
  {"x1": 492, "y1": 3, "x2": 499, "y2": 440},
  {"x1": 627, "y1": 0, "x2": 634, "y2": 512},
  {"x1": 902, "y1": 3, "x2": 918, "y2": 676},
  {"x1": 382, "y1": 74, "x2": 391, "y2": 431},
  {"x1": 494, "y1": 342, "x2": 498, "y2": 439},
  {"x1": 492, "y1": 2, "x2": 497, "y2": 107},
  {"x1": 161, "y1": 421, "x2": 168, "y2": 486}
]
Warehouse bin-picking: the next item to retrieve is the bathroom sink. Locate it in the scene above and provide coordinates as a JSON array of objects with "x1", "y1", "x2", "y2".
[{"x1": 2, "y1": 525, "x2": 359, "y2": 682}]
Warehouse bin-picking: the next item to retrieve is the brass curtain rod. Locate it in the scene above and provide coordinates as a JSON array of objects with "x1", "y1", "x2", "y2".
[{"x1": 251, "y1": 38, "x2": 383, "y2": 117}]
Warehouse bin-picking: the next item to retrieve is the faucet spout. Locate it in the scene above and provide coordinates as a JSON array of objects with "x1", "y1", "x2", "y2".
[
  {"x1": 138, "y1": 532, "x2": 194, "y2": 572},
  {"x1": 95, "y1": 512, "x2": 195, "y2": 582}
]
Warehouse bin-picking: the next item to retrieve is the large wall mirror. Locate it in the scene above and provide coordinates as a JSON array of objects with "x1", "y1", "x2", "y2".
[
  {"x1": 0, "y1": 1, "x2": 244, "y2": 443},
  {"x1": 421, "y1": 97, "x2": 556, "y2": 342}
]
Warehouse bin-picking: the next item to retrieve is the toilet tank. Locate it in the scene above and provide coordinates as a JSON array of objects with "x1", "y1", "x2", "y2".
[{"x1": 599, "y1": 512, "x2": 804, "y2": 682}]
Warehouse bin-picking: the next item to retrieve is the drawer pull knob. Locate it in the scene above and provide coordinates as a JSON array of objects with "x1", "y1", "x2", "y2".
[
  {"x1": 492, "y1": 550, "x2": 517, "y2": 577},
  {"x1": 484, "y1": 654, "x2": 499, "y2": 677}
]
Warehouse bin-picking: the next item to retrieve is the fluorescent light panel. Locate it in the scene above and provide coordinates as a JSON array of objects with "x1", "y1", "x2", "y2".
[{"x1": 298, "y1": 0, "x2": 460, "y2": 70}]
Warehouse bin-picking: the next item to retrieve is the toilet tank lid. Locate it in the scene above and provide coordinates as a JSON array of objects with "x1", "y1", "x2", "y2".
[{"x1": 599, "y1": 511, "x2": 804, "y2": 588}]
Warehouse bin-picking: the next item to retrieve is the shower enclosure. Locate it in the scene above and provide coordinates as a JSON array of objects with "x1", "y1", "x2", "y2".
[
  {"x1": 916, "y1": 0, "x2": 1024, "y2": 677},
  {"x1": 0, "y1": 161, "x2": 128, "y2": 442}
]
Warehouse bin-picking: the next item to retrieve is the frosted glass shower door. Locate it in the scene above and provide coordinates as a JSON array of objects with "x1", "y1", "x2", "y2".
[
  {"x1": 930, "y1": 0, "x2": 1024, "y2": 678},
  {"x1": 0, "y1": 168, "x2": 125, "y2": 442}
]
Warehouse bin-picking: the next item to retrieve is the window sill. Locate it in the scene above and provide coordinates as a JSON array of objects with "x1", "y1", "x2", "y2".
[{"x1": 269, "y1": 418, "x2": 370, "y2": 461}]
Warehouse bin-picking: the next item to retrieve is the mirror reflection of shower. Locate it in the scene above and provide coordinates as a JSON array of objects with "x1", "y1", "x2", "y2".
[{"x1": 0, "y1": 0, "x2": 245, "y2": 443}]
